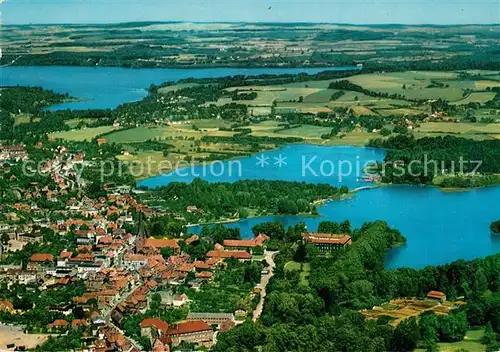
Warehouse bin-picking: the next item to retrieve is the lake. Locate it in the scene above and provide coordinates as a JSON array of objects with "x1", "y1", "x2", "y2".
[
  {"x1": 4, "y1": 65, "x2": 498, "y2": 270},
  {"x1": 138, "y1": 144, "x2": 500, "y2": 269},
  {"x1": 0, "y1": 65, "x2": 359, "y2": 110},
  {"x1": 138, "y1": 144, "x2": 386, "y2": 190},
  {"x1": 187, "y1": 185, "x2": 500, "y2": 269}
]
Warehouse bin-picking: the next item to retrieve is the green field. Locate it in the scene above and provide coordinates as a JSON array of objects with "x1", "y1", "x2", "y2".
[
  {"x1": 415, "y1": 329, "x2": 485, "y2": 352},
  {"x1": 275, "y1": 125, "x2": 333, "y2": 138},
  {"x1": 50, "y1": 126, "x2": 118, "y2": 141},
  {"x1": 450, "y1": 92, "x2": 497, "y2": 105}
]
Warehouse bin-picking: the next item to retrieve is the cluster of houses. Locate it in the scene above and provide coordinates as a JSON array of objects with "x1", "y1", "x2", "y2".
[{"x1": 0, "y1": 142, "x2": 275, "y2": 351}]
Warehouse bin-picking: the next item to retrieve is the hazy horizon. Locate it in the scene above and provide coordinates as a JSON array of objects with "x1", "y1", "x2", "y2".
[{"x1": 1, "y1": 0, "x2": 498, "y2": 26}]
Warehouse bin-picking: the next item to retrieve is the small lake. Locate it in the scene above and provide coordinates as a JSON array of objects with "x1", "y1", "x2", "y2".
[
  {"x1": 138, "y1": 143, "x2": 500, "y2": 270},
  {"x1": 188, "y1": 185, "x2": 500, "y2": 269},
  {"x1": 0, "y1": 65, "x2": 359, "y2": 110},
  {"x1": 138, "y1": 144, "x2": 386, "y2": 190}
]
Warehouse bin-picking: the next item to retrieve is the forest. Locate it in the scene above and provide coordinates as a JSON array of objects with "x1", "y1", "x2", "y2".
[
  {"x1": 368, "y1": 135, "x2": 500, "y2": 186},
  {"x1": 214, "y1": 221, "x2": 500, "y2": 352},
  {"x1": 141, "y1": 178, "x2": 348, "y2": 222}
]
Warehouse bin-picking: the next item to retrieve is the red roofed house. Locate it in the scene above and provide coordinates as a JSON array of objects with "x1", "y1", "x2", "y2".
[
  {"x1": 48, "y1": 319, "x2": 69, "y2": 330},
  {"x1": 167, "y1": 320, "x2": 213, "y2": 346},
  {"x1": 30, "y1": 253, "x2": 54, "y2": 263},
  {"x1": 185, "y1": 235, "x2": 199, "y2": 245},
  {"x1": 223, "y1": 233, "x2": 269, "y2": 253},
  {"x1": 206, "y1": 250, "x2": 252, "y2": 261},
  {"x1": 427, "y1": 290, "x2": 447, "y2": 302},
  {"x1": 139, "y1": 238, "x2": 180, "y2": 255},
  {"x1": 28, "y1": 253, "x2": 55, "y2": 270},
  {"x1": 140, "y1": 318, "x2": 169, "y2": 338},
  {"x1": 301, "y1": 232, "x2": 352, "y2": 252}
]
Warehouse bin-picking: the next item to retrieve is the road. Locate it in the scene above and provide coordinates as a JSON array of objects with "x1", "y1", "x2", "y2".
[{"x1": 252, "y1": 250, "x2": 277, "y2": 322}]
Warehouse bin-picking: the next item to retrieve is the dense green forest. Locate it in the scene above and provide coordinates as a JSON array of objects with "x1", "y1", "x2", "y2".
[
  {"x1": 368, "y1": 135, "x2": 500, "y2": 186},
  {"x1": 140, "y1": 178, "x2": 348, "y2": 222},
  {"x1": 214, "y1": 221, "x2": 500, "y2": 352}
]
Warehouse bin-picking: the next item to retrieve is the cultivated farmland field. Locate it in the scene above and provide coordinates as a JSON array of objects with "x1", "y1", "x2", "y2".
[{"x1": 50, "y1": 126, "x2": 118, "y2": 141}]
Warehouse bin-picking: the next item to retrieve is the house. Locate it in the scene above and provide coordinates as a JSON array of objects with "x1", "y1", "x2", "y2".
[
  {"x1": 186, "y1": 312, "x2": 234, "y2": 326},
  {"x1": 140, "y1": 318, "x2": 169, "y2": 338},
  {"x1": 172, "y1": 293, "x2": 191, "y2": 307},
  {"x1": 166, "y1": 320, "x2": 213, "y2": 346},
  {"x1": 222, "y1": 233, "x2": 269, "y2": 252},
  {"x1": 301, "y1": 232, "x2": 352, "y2": 252},
  {"x1": 96, "y1": 138, "x2": 107, "y2": 146},
  {"x1": 139, "y1": 238, "x2": 180, "y2": 255},
  {"x1": 0, "y1": 300, "x2": 14, "y2": 313},
  {"x1": 152, "y1": 337, "x2": 171, "y2": 352},
  {"x1": 48, "y1": 319, "x2": 69, "y2": 330},
  {"x1": 29, "y1": 253, "x2": 54, "y2": 266},
  {"x1": 427, "y1": 290, "x2": 446, "y2": 302},
  {"x1": 185, "y1": 235, "x2": 199, "y2": 245},
  {"x1": 206, "y1": 250, "x2": 252, "y2": 261}
]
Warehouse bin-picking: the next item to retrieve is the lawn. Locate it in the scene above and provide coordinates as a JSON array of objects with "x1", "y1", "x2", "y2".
[
  {"x1": 14, "y1": 114, "x2": 40, "y2": 126},
  {"x1": 450, "y1": 92, "x2": 497, "y2": 105},
  {"x1": 344, "y1": 71, "x2": 479, "y2": 102},
  {"x1": 415, "y1": 122, "x2": 500, "y2": 135},
  {"x1": 104, "y1": 126, "x2": 167, "y2": 143},
  {"x1": 284, "y1": 261, "x2": 311, "y2": 286},
  {"x1": 50, "y1": 126, "x2": 118, "y2": 141},
  {"x1": 415, "y1": 329, "x2": 485, "y2": 352}
]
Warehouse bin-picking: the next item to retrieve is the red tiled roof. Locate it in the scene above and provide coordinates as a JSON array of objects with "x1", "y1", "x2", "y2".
[
  {"x1": 427, "y1": 290, "x2": 446, "y2": 298},
  {"x1": 167, "y1": 320, "x2": 211, "y2": 335},
  {"x1": 30, "y1": 253, "x2": 54, "y2": 262},
  {"x1": 196, "y1": 271, "x2": 213, "y2": 279},
  {"x1": 48, "y1": 319, "x2": 69, "y2": 328},
  {"x1": 302, "y1": 232, "x2": 352, "y2": 245},
  {"x1": 59, "y1": 250, "x2": 72, "y2": 259},
  {"x1": 185, "y1": 235, "x2": 199, "y2": 245},
  {"x1": 71, "y1": 319, "x2": 87, "y2": 328},
  {"x1": 206, "y1": 250, "x2": 252, "y2": 259},
  {"x1": 144, "y1": 238, "x2": 180, "y2": 249},
  {"x1": 140, "y1": 318, "x2": 169, "y2": 331},
  {"x1": 223, "y1": 239, "x2": 260, "y2": 247}
]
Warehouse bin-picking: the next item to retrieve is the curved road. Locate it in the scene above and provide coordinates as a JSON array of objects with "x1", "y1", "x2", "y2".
[{"x1": 252, "y1": 250, "x2": 278, "y2": 322}]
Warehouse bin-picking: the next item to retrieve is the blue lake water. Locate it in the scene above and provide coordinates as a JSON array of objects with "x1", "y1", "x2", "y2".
[
  {"x1": 0, "y1": 65, "x2": 358, "y2": 110},
  {"x1": 138, "y1": 143, "x2": 500, "y2": 270},
  {"x1": 3, "y1": 64, "x2": 498, "y2": 269},
  {"x1": 138, "y1": 144, "x2": 386, "y2": 190}
]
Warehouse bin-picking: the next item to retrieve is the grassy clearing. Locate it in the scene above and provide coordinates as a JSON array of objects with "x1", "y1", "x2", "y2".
[
  {"x1": 158, "y1": 83, "x2": 199, "y2": 94},
  {"x1": 376, "y1": 107, "x2": 425, "y2": 116},
  {"x1": 415, "y1": 330, "x2": 486, "y2": 352},
  {"x1": 64, "y1": 118, "x2": 98, "y2": 128},
  {"x1": 14, "y1": 114, "x2": 40, "y2": 126},
  {"x1": 275, "y1": 125, "x2": 333, "y2": 138},
  {"x1": 415, "y1": 122, "x2": 500, "y2": 134},
  {"x1": 351, "y1": 106, "x2": 378, "y2": 116},
  {"x1": 450, "y1": 92, "x2": 497, "y2": 105},
  {"x1": 50, "y1": 126, "x2": 118, "y2": 141},
  {"x1": 344, "y1": 71, "x2": 487, "y2": 102}
]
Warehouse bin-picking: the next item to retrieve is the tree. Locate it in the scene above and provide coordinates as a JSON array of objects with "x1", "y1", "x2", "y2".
[
  {"x1": 340, "y1": 220, "x2": 351, "y2": 234},
  {"x1": 391, "y1": 317, "x2": 420, "y2": 352},
  {"x1": 491, "y1": 220, "x2": 500, "y2": 234},
  {"x1": 482, "y1": 322, "x2": 497, "y2": 346},
  {"x1": 318, "y1": 221, "x2": 340, "y2": 233},
  {"x1": 438, "y1": 312, "x2": 468, "y2": 342},
  {"x1": 1, "y1": 233, "x2": 10, "y2": 245}
]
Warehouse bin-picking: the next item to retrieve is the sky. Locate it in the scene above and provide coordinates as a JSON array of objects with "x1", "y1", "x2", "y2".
[{"x1": 1, "y1": 0, "x2": 499, "y2": 25}]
